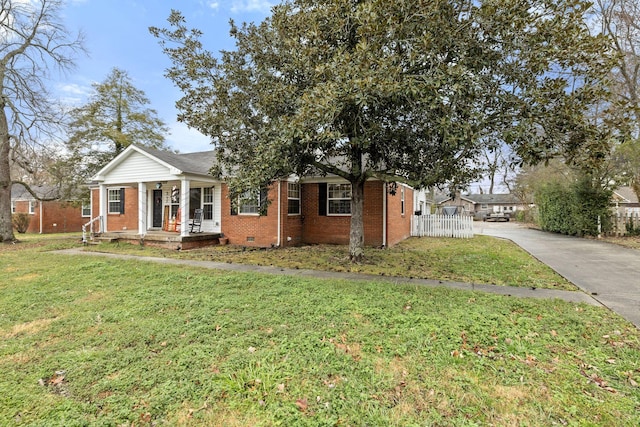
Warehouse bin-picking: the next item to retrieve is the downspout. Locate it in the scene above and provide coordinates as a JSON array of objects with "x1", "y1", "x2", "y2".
[
  {"x1": 277, "y1": 181, "x2": 281, "y2": 247},
  {"x1": 39, "y1": 200, "x2": 43, "y2": 234},
  {"x1": 382, "y1": 182, "x2": 387, "y2": 247}
]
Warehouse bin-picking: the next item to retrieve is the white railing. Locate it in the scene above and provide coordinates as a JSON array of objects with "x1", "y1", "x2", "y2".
[
  {"x1": 411, "y1": 214, "x2": 474, "y2": 238},
  {"x1": 82, "y1": 216, "x2": 103, "y2": 244}
]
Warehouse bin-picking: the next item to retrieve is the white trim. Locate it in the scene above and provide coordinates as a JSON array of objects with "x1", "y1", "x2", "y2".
[
  {"x1": 138, "y1": 182, "x2": 147, "y2": 235},
  {"x1": 99, "y1": 184, "x2": 108, "y2": 232},
  {"x1": 180, "y1": 178, "x2": 190, "y2": 237},
  {"x1": 277, "y1": 181, "x2": 281, "y2": 247},
  {"x1": 383, "y1": 183, "x2": 387, "y2": 247}
]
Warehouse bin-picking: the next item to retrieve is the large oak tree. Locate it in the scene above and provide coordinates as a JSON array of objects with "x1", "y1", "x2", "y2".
[
  {"x1": 152, "y1": 0, "x2": 616, "y2": 260},
  {"x1": 0, "y1": 0, "x2": 84, "y2": 243}
]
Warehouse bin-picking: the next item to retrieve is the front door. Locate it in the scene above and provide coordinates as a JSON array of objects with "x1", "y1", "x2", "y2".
[{"x1": 152, "y1": 189, "x2": 163, "y2": 228}]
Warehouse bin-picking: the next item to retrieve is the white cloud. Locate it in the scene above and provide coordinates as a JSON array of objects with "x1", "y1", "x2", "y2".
[
  {"x1": 166, "y1": 121, "x2": 212, "y2": 153},
  {"x1": 208, "y1": 1, "x2": 220, "y2": 11},
  {"x1": 55, "y1": 82, "x2": 92, "y2": 106},
  {"x1": 230, "y1": 0, "x2": 274, "y2": 14}
]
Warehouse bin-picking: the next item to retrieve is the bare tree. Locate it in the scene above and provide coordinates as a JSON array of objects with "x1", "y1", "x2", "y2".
[
  {"x1": 595, "y1": 0, "x2": 640, "y2": 197},
  {"x1": 0, "y1": 0, "x2": 85, "y2": 242}
]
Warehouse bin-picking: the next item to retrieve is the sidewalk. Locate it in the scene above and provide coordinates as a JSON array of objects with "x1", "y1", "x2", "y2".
[
  {"x1": 56, "y1": 248, "x2": 600, "y2": 307},
  {"x1": 477, "y1": 222, "x2": 640, "y2": 329}
]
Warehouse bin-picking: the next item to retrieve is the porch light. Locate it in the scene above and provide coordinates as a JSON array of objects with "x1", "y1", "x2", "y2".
[{"x1": 155, "y1": 182, "x2": 163, "y2": 189}]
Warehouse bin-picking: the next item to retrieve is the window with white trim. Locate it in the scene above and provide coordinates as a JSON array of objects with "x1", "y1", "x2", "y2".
[
  {"x1": 203, "y1": 187, "x2": 213, "y2": 220},
  {"x1": 11, "y1": 202, "x2": 16, "y2": 213},
  {"x1": 288, "y1": 183, "x2": 300, "y2": 215},
  {"x1": 29, "y1": 200, "x2": 36, "y2": 215},
  {"x1": 401, "y1": 187, "x2": 405, "y2": 215},
  {"x1": 239, "y1": 190, "x2": 260, "y2": 215},
  {"x1": 328, "y1": 183, "x2": 351, "y2": 215},
  {"x1": 108, "y1": 189, "x2": 122, "y2": 214},
  {"x1": 82, "y1": 203, "x2": 91, "y2": 217}
]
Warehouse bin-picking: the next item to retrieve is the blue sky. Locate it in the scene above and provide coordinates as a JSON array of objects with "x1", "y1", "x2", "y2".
[{"x1": 58, "y1": 0, "x2": 275, "y2": 153}]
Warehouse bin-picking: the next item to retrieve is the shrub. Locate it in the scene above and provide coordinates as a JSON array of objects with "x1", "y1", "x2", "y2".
[
  {"x1": 535, "y1": 175, "x2": 611, "y2": 237},
  {"x1": 12, "y1": 213, "x2": 31, "y2": 233}
]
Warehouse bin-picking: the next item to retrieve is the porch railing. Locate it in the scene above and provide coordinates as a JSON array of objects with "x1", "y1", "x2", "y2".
[{"x1": 82, "y1": 215, "x2": 103, "y2": 244}]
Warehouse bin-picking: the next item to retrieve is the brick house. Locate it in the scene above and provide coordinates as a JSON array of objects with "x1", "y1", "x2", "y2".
[
  {"x1": 89, "y1": 145, "x2": 425, "y2": 248},
  {"x1": 11, "y1": 183, "x2": 88, "y2": 234}
]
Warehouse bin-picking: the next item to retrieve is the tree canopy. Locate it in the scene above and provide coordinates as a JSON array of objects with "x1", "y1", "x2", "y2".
[
  {"x1": 66, "y1": 67, "x2": 169, "y2": 159},
  {"x1": 62, "y1": 67, "x2": 170, "y2": 199},
  {"x1": 0, "y1": 0, "x2": 85, "y2": 242},
  {"x1": 152, "y1": 0, "x2": 618, "y2": 259}
]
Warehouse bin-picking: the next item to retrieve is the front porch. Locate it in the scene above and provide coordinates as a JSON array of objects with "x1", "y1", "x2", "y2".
[{"x1": 99, "y1": 230, "x2": 224, "y2": 250}]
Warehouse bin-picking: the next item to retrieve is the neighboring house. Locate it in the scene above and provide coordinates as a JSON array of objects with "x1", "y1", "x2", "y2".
[
  {"x1": 11, "y1": 183, "x2": 88, "y2": 234},
  {"x1": 89, "y1": 144, "x2": 425, "y2": 248},
  {"x1": 437, "y1": 192, "x2": 526, "y2": 219},
  {"x1": 612, "y1": 186, "x2": 640, "y2": 215}
]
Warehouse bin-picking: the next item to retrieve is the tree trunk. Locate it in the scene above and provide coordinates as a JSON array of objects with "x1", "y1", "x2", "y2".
[
  {"x1": 349, "y1": 180, "x2": 365, "y2": 262},
  {"x1": 0, "y1": 107, "x2": 15, "y2": 242}
]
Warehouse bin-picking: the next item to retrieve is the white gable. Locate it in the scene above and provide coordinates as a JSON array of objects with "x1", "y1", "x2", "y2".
[{"x1": 98, "y1": 150, "x2": 179, "y2": 184}]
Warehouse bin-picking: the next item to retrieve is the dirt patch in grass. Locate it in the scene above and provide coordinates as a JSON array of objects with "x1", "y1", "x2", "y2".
[{"x1": 4, "y1": 317, "x2": 57, "y2": 339}]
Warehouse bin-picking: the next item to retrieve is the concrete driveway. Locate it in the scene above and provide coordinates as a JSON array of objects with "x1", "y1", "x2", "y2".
[{"x1": 477, "y1": 221, "x2": 640, "y2": 329}]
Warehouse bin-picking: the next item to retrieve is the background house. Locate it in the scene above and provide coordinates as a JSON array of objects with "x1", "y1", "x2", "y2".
[
  {"x1": 90, "y1": 145, "x2": 423, "y2": 248},
  {"x1": 612, "y1": 186, "x2": 640, "y2": 215},
  {"x1": 436, "y1": 192, "x2": 527, "y2": 220},
  {"x1": 11, "y1": 183, "x2": 87, "y2": 234}
]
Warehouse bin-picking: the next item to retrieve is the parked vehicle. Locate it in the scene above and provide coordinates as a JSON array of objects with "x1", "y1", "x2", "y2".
[{"x1": 483, "y1": 212, "x2": 510, "y2": 222}]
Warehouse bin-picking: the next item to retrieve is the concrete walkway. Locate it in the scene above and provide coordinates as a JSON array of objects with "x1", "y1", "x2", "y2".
[
  {"x1": 57, "y1": 247, "x2": 599, "y2": 306},
  {"x1": 477, "y1": 222, "x2": 640, "y2": 329}
]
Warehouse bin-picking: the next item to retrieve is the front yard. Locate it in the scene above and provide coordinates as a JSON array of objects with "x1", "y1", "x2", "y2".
[
  {"x1": 83, "y1": 234, "x2": 576, "y2": 291},
  {"x1": 1, "y1": 235, "x2": 639, "y2": 425}
]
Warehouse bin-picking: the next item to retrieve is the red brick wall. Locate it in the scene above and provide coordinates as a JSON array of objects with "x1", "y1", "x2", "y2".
[
  {"x1": 91, "y1": 187, "x2": 139, "y2": 232},
  {"x1": 13, "y1": 200, "x2": 86, "y2": 234},
  {"x1": 386, "y1": 185, "x2": 413, "y2": 246},
  {"x1": 301, "y1": 181, "x2": 385, "y2": 247},
  {"x1": 220, "y1": 183, "x2": 280, "y2": 247}
]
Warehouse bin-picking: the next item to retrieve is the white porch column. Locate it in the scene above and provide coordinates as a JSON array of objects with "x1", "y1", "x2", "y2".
[
  {"x1": 99, "y1": 184, "x2": 108, "y2": 232},
  {"x1": 180, "y1": 178, "x2": 190, "y2": 237},
  {"x1": 138, "y1": 182, "x2": 147, "y2": 236}
]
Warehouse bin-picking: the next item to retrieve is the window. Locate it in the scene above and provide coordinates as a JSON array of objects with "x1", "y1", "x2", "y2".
[
  {"x1": 11, "y1": 202, "x2": 16, "y2": 213},
  {"x1": 203, "y1": 187, "x2": 213, "y2": 220},
  {"x1": 108, "y1": 188, "x2": 124, "y2": 214},
  {"x1": 29, "y1": 200, "x2": 37, "y2": 215},
  {"x1": 239, "y1": 191, "x2": 260, "y2": 215},
  {"x1": 328, "y1": 183, "x2": 351, "y2": 215},
  {"x1": 401, "y1": 187, "x2": 405, "y2": 215},
  {"x1": 481, "y1": 204, "x2": 488, "y2": 210},
  {"x1": 82, "y1": 203, "x2": 91, "y2": 217},
  {"x1": 288, "y1": 183, "x2": 300, "y2": 215}
]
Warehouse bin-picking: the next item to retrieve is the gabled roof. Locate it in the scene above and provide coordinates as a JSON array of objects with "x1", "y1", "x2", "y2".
[
  {"x1": 93, "y1": 144, "x2": 217, "y2": 180},
  {"x1": 613, "y1": 187, "x2": 639, "y2": 204},
  {"x1": 11, "y1": 183, "x2": 59, "y2": 201},
  {"x1": 464, "y1": 194, "x2": 523, "y2": 205},
  {"x1": 134, "y1": 145, "x2": 217, "y2": 176}
]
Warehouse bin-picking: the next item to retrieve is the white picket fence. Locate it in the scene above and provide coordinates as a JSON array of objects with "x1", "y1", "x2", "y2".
[{"x1": 411, "y1": 214, "x2": 474, "y2": 238}]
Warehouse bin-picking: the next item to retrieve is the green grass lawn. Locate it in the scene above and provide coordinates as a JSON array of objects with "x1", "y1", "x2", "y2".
[
  {"x1": 1, "y1": 236, "x2": 639, "y2": 426},
  {"x1": 84, "y1": 234, "x2": 576, "y2": 290}
]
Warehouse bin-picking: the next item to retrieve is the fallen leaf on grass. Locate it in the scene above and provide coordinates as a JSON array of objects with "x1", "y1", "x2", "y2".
[{"x1": 295, "y1": 398, "x2": 308, "y2": 411}]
